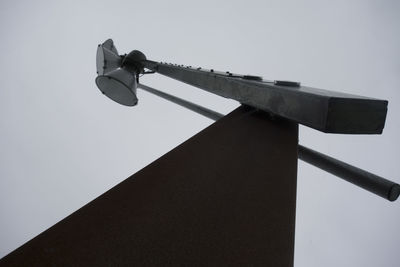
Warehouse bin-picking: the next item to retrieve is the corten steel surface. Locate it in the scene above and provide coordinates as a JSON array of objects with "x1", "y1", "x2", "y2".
[
  {"x1": 142, "y1": 60, "x2": 387, "y2": 134},
  {"x1": 0, "y1": 106, "x2": 298, "y2": 266}
]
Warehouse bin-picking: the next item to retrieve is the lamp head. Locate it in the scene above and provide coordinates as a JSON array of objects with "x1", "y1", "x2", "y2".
[
  {"x1": 95, "y1": 39, "x2": 146, "y2": 106},
  {"x1": 96, "y1": 68, "x2": 138, "y2": 106}
]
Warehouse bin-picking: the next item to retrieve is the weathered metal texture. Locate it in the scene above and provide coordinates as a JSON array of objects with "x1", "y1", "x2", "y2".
[
  {"x1": 0, "y1": 106, "x2": 298, "y2": 266},
  {"x1": 143, "y1": 61, "x2": 388, "y2": 134}
]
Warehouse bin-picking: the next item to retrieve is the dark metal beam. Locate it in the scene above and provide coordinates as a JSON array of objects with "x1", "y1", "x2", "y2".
[
  {"x1": 0, "y1": 106, "x2": 299, "y2": 266},
  {"x1": 142, "y1": 61, "x2": 388, "y2": 134}
]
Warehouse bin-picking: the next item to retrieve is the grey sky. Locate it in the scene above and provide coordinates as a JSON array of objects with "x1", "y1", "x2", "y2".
[{"x1": 0, "y1": 0, "x2": 399, "y2": 266}]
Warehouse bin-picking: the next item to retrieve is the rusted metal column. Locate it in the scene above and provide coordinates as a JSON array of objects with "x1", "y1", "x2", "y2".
[{"x1": 0, "y1": 106, "x2": 298, "y2": 266}]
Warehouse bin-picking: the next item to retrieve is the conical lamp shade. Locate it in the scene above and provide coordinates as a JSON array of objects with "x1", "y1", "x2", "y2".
[
  {"x1": 96, "y1": 45, "x2": 122, "y2": 75},
  {"x1": 95, "y1": 68, "x2": 138, "y2": 106},
  {"x1": 101, "y1": 39, "x2": 119, "y2": 55}
]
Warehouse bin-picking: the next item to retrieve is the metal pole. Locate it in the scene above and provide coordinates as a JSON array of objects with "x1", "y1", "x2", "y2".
[
  {"x1": 298, "y1": 146, "x2": 400, "y2": 201},
  {"x1": 138, "y1": 84, "x2": 223, "y2": 121},
  {"x1": 139, "y1": 83, "x2": 400, "y2": 202},
  {"x1": 142, "y1": 60, "x2": 388, "y2": 134}
]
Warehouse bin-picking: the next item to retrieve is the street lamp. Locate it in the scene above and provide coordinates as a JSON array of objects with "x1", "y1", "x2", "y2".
[
  {"x1": 95, "y1": 39, "x2": 147, "y2": 106},
  {"x1": 95, "y1": 39, "x2": 399, "y2": 202}
]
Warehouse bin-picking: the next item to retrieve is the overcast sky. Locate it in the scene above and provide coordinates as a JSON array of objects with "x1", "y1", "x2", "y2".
[{"x1": 0, "y1": 0, "x2": 399, "y2": 266}]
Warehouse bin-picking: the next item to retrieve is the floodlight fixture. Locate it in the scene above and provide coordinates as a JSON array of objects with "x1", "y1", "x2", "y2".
[{"x1": 95, "y1": 39, "x2": 147, "y2": 106}]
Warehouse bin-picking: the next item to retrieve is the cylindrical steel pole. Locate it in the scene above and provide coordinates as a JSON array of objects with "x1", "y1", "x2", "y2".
[
  {"x1": 298, "y1": 145, "x2": 400, "y2": 201},
  {"x1": 138, "y1": 84, "x2": 223, "y2": 121}
]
